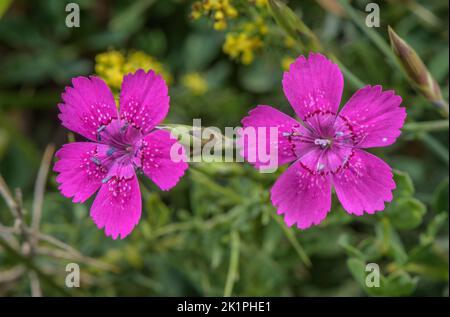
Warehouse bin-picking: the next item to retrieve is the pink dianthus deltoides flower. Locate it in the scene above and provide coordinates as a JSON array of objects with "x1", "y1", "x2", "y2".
[
  {"x1": 54, "y1": 69, "x2": 188, "y2": 239},
  {"x1": 240, "y1": 53, "x2": 406, "y2": 229}
]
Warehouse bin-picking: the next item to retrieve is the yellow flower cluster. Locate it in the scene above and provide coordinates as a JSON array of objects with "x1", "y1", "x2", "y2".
[
  {"x1": 95, "y1": 50, "x2": 172, "y2": 90},
  {"x1": 223, "y1": 32, "x2": 263, "y2": 65},
  {"x1": 222, "y1": 17, "x2": 268, "y2": 65},
  {"x1": 242, "y1": 17, "x2": 268, "y2": 36},
  {"x1": 181, "y1": 72, "x2": 208, "y2": 96},
  {"x1": 95, "y1": 50, "x2": 125, "y2": 89},
  {"x1": 191, "y1": 0, "x2": 238, "y2": 30}
]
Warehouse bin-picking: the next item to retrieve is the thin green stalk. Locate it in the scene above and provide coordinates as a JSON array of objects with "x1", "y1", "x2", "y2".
[
  {"x1": 224, "y1": 230, "x2": 240, "y2": 297},
  {"x1": 271, "y1": 213, "x2": 312, "y2": 267},
  {"x1": 189, "y1": 168, "x2": 243, "y2": 204},
  {"x1": 150, "y1": 206, "x2": 245, "y2": 240},
  {"x1": 403, "y1": 120, "x2": 449, "y2": 133},
  {"x1": 339, "y1": 0, "x2": 449, "y2": 117},
  {"x1": 419, "y1": 133, "x2": 449, "y2": 166},
  {"x1": 332, "y1": 56, "x2": 365, "y2": 88},
  {"x1": 338, "y1": 0, "x2": 398, "y2": 67},
  {"x1": 268, "y1": 0, "x2": 365, "y2": 90}
]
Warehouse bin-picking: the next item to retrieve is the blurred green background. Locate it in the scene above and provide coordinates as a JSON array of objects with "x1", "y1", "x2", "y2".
[{"x1": 0, "y1": 0, "x2": 448, "y2": 296}]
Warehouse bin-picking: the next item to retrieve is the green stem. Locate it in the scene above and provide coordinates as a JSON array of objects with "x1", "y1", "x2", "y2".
[
  {"x1": 268, "y1": 0, "x2": 365, "y2": 89},
  {"x1": 190, "y1": 168, "x2": 243, "y2": 204},
  {"x1": 339, "y1": 0, "x2": 449, "y2": 117},
  {"x1": 271, "y1": 212, "x2": 312, "y2": 267},
  {"x1": 332, "y1": 56, "x2": 365, "y2": 88},
  {"x1": 419, "y1": 133, "x2": 449, "y2": 166},
  {"x1": 338, "y1": 0, "x2": 399, "y2": 67},
  {"x1": 403, "y1": 120, "x2": 449, "y2": 133},
  {"x1": 224, "y1": 230, "x2": 240, "y2": 297},
  {"x1": 149, "y1": 206, "x2": 245, "y2": 240}
]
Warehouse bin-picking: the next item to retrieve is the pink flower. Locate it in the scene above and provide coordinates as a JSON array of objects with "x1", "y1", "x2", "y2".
[
  {"x1": 54, "y1": 69, "x2": 188, "y2": 239},
  {"x1": 240, "y1": 53, "x2": 406, "y2": 229}
]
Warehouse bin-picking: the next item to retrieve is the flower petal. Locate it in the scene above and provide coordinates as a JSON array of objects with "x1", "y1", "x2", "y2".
[
  {"x1": 119, "y1": 69, "x2": 169, "y2": 134},
  {"x1": 54, "y1": 142, "x2": 107, "y2": 203},
  {"x1": 332, "y1": 149, "x2": 395, "y2": 215},
  {"x1": 239, "y1": 105, "x2": 308, "y2": 170},
  {"x1": 58, "y1": 76, "x2": 118, "y2": 141},
  {"x1": 271, "y1": 160, "x2": 332, "y2": 229},
  {"x1": 90, "y1": 175, "x2": 142, "y2": 239},
  {"x1": 140, "y1": 129, "x2": 188, "y2": 191},
  {"x1": 282, "y1": 53, "x2": 343, "y2": 121},
  {"x1": 336, "y1": 85, "x2": 406, "y2": 148}
]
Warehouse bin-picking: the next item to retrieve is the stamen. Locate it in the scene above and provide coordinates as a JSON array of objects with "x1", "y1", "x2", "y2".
[
  {"x1": 120, "y1": 122, "x2": 129, "y2": 134},
  {"x1": 282, "y1": 131, "x2": 302, "y2": 137},
  {"x1": 96, "y1": 125, "x2": 106, "y2": 141},
  {"x1": 107, "y1": 147, "x2": 116, "y2": 156},
  {"x1": 314, "y1": 138, "x2": 331, "y2": 148},
  {"x1": 90, "y1": 157, "x2": 101, "y2": 165}
]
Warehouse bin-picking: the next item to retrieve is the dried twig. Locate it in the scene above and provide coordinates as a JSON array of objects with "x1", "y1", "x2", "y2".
[
  {"x1": 28, "y1": 271, "x2": 42, "y2": 297},
  {"x1": 0, "y1": 224, "x2": 117, "y2": 272},
  {"x1": 31, "y1": 144, "x2": 55, "y2": 249},
  {"x1": 0, "y1": 174, "x2": 20, "y2": 218},
  {"x1": 0, "y1": 266, "x2": 25, "y2": 284},
  {"x1": 0, "y1": 237, "x2": 70, "y2": 295},
  {"x1": 0, "y1": 144, "x2": 116, "y2": 296},
  {"x1": 36, "y1": 246, "x2": 118, "y2": 272}
]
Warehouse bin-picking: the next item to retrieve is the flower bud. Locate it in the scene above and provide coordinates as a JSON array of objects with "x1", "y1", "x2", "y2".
[{"x1": 388, "y1": 26, "x2": 448, "y2": 116}]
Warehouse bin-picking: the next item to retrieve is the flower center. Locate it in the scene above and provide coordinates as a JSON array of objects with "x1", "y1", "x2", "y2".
[
  {"x1": 314, "y1": 138, "x2": 332, "y2": 149},
  {"x1": 282, "y1": 111, "x2": 359, "y2": 175},
  {"x1": 95, "y1": 119, "x2": 144, "y2": 179}
]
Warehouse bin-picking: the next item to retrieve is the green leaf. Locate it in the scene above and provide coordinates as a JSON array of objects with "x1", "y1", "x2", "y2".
[
  {"x1": 347, "y1": 258, "x2": 367, "y2": 288},
  {"x1": 375, "y1": 220, "x2": 408, "y2": 264},
  {"x1": 420, "y1": 213, "x2": 448, "y2": 245},
  {"x1": 388, "y1": 197, "x2": 427, "y2": 230},
  {"x1": 347, "y1": 258, "x2": 417, "y2": 296},
  {"x1": 378, "y1": 271, "x2": 418, "y2": 296},
  {"x1": 407, "y1": 243, "x2": 449, "y2": 281},
  {"x1": 393, "y1": 169, "x2": 415, "y2": 197},
  {"x1": 339, "y1": 234, "x2": 366, "y2": 260}
]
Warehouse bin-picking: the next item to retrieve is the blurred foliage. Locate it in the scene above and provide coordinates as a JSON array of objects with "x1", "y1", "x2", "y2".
[{"x1": 0, "y1": 0, "x2": 448, "y2": 296}]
